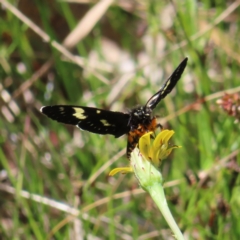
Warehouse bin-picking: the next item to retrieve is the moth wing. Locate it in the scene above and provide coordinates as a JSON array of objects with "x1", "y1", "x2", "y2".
[
  {"x1": 145, "y1": 57, "x2": 188, "y2": 110},
  {"x1": 41, "y1": 105, "x2": 130, "y2": 138}
]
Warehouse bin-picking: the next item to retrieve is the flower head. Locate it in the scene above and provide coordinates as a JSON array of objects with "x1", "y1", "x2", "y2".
[
  {"x1": 139, "y1": 130, "x2": 180, "y2": 168},
  {"x1": 109, "y1": 130, "x2": 180, "y2": 177},
  {"x1": 216, "y1": 93, "x2": 240, "y2": 123}
]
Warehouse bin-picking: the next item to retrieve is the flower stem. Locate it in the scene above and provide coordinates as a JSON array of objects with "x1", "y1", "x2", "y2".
[{"x1": 146, "y1": 183, "x2": 185, "y2": 240}]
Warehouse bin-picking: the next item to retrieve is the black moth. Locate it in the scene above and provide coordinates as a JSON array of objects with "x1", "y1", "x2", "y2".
[{"x1": 41, "y1": 58, "x2": 188, "y2": 157}]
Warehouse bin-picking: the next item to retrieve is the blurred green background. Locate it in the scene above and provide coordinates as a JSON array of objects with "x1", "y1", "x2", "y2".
[{"x1": 1, "y1": 0, "x2": 240, "y2": 239}]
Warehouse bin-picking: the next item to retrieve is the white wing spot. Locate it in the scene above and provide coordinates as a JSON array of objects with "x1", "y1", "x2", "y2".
[
  {"x1": 96, "y1": 110, "x2": 101, "y2": 114},
  {"x1": 40, "y1": 106, "x2": 45, "y2": 112},
  {"x1": 73, "y1": 107, "x2": 87, "y2": 119}
]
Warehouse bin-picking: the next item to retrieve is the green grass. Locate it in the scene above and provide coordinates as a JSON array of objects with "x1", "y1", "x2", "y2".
[{"x1": 1, "y1": 0, "x2": 240, "y2": 239}]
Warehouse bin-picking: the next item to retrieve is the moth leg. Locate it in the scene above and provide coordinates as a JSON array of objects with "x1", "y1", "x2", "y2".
[{"x1": 157, "y1": 123, "x2": 163, "y2": 130}]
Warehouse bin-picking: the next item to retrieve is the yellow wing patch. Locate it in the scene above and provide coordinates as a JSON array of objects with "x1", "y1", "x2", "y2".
[
  {"x1": 100, "y1": 119, "x2": 111, "y2": 126},
  {"x1": 73, "y1": 108, "x2": 87, "y2": 119}
]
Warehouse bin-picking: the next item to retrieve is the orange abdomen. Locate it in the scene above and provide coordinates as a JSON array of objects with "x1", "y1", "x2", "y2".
[{"x1": 127, "y1": 117, "x2": 158, "y2": 157}]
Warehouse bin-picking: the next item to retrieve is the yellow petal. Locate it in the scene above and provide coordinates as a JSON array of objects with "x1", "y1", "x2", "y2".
[
  {"x1": 109, "y1": 167, "x2": 133, "y2": 176},
  {"x1": 152, "y1": 148, "x2": 161, "y2": 167},
  {"x1": 139, "y1": 131, "x2": 153, "y2": 159},
  {"x1": 151, "y1": 130, "x2": 176, "y2": 165},
  {"x1": 162, "y1": 130, "x2": 175, "y2": 144},
  {"x1": 153, "y1": 130, "x2": 174, "y2": 149}
]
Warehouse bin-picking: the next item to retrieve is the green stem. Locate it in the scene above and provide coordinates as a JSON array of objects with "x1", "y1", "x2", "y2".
[{"x1": 146, "y1": 183, "x2": 185, "y2": 240}]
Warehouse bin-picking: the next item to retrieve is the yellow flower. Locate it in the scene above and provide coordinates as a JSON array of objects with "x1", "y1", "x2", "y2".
[
  {"x1": 109, "y1": 130, "x2": 180, "y2": 176},
  {"x1": 139, "y1": 130, "x2": 180, "y2": 168}
]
